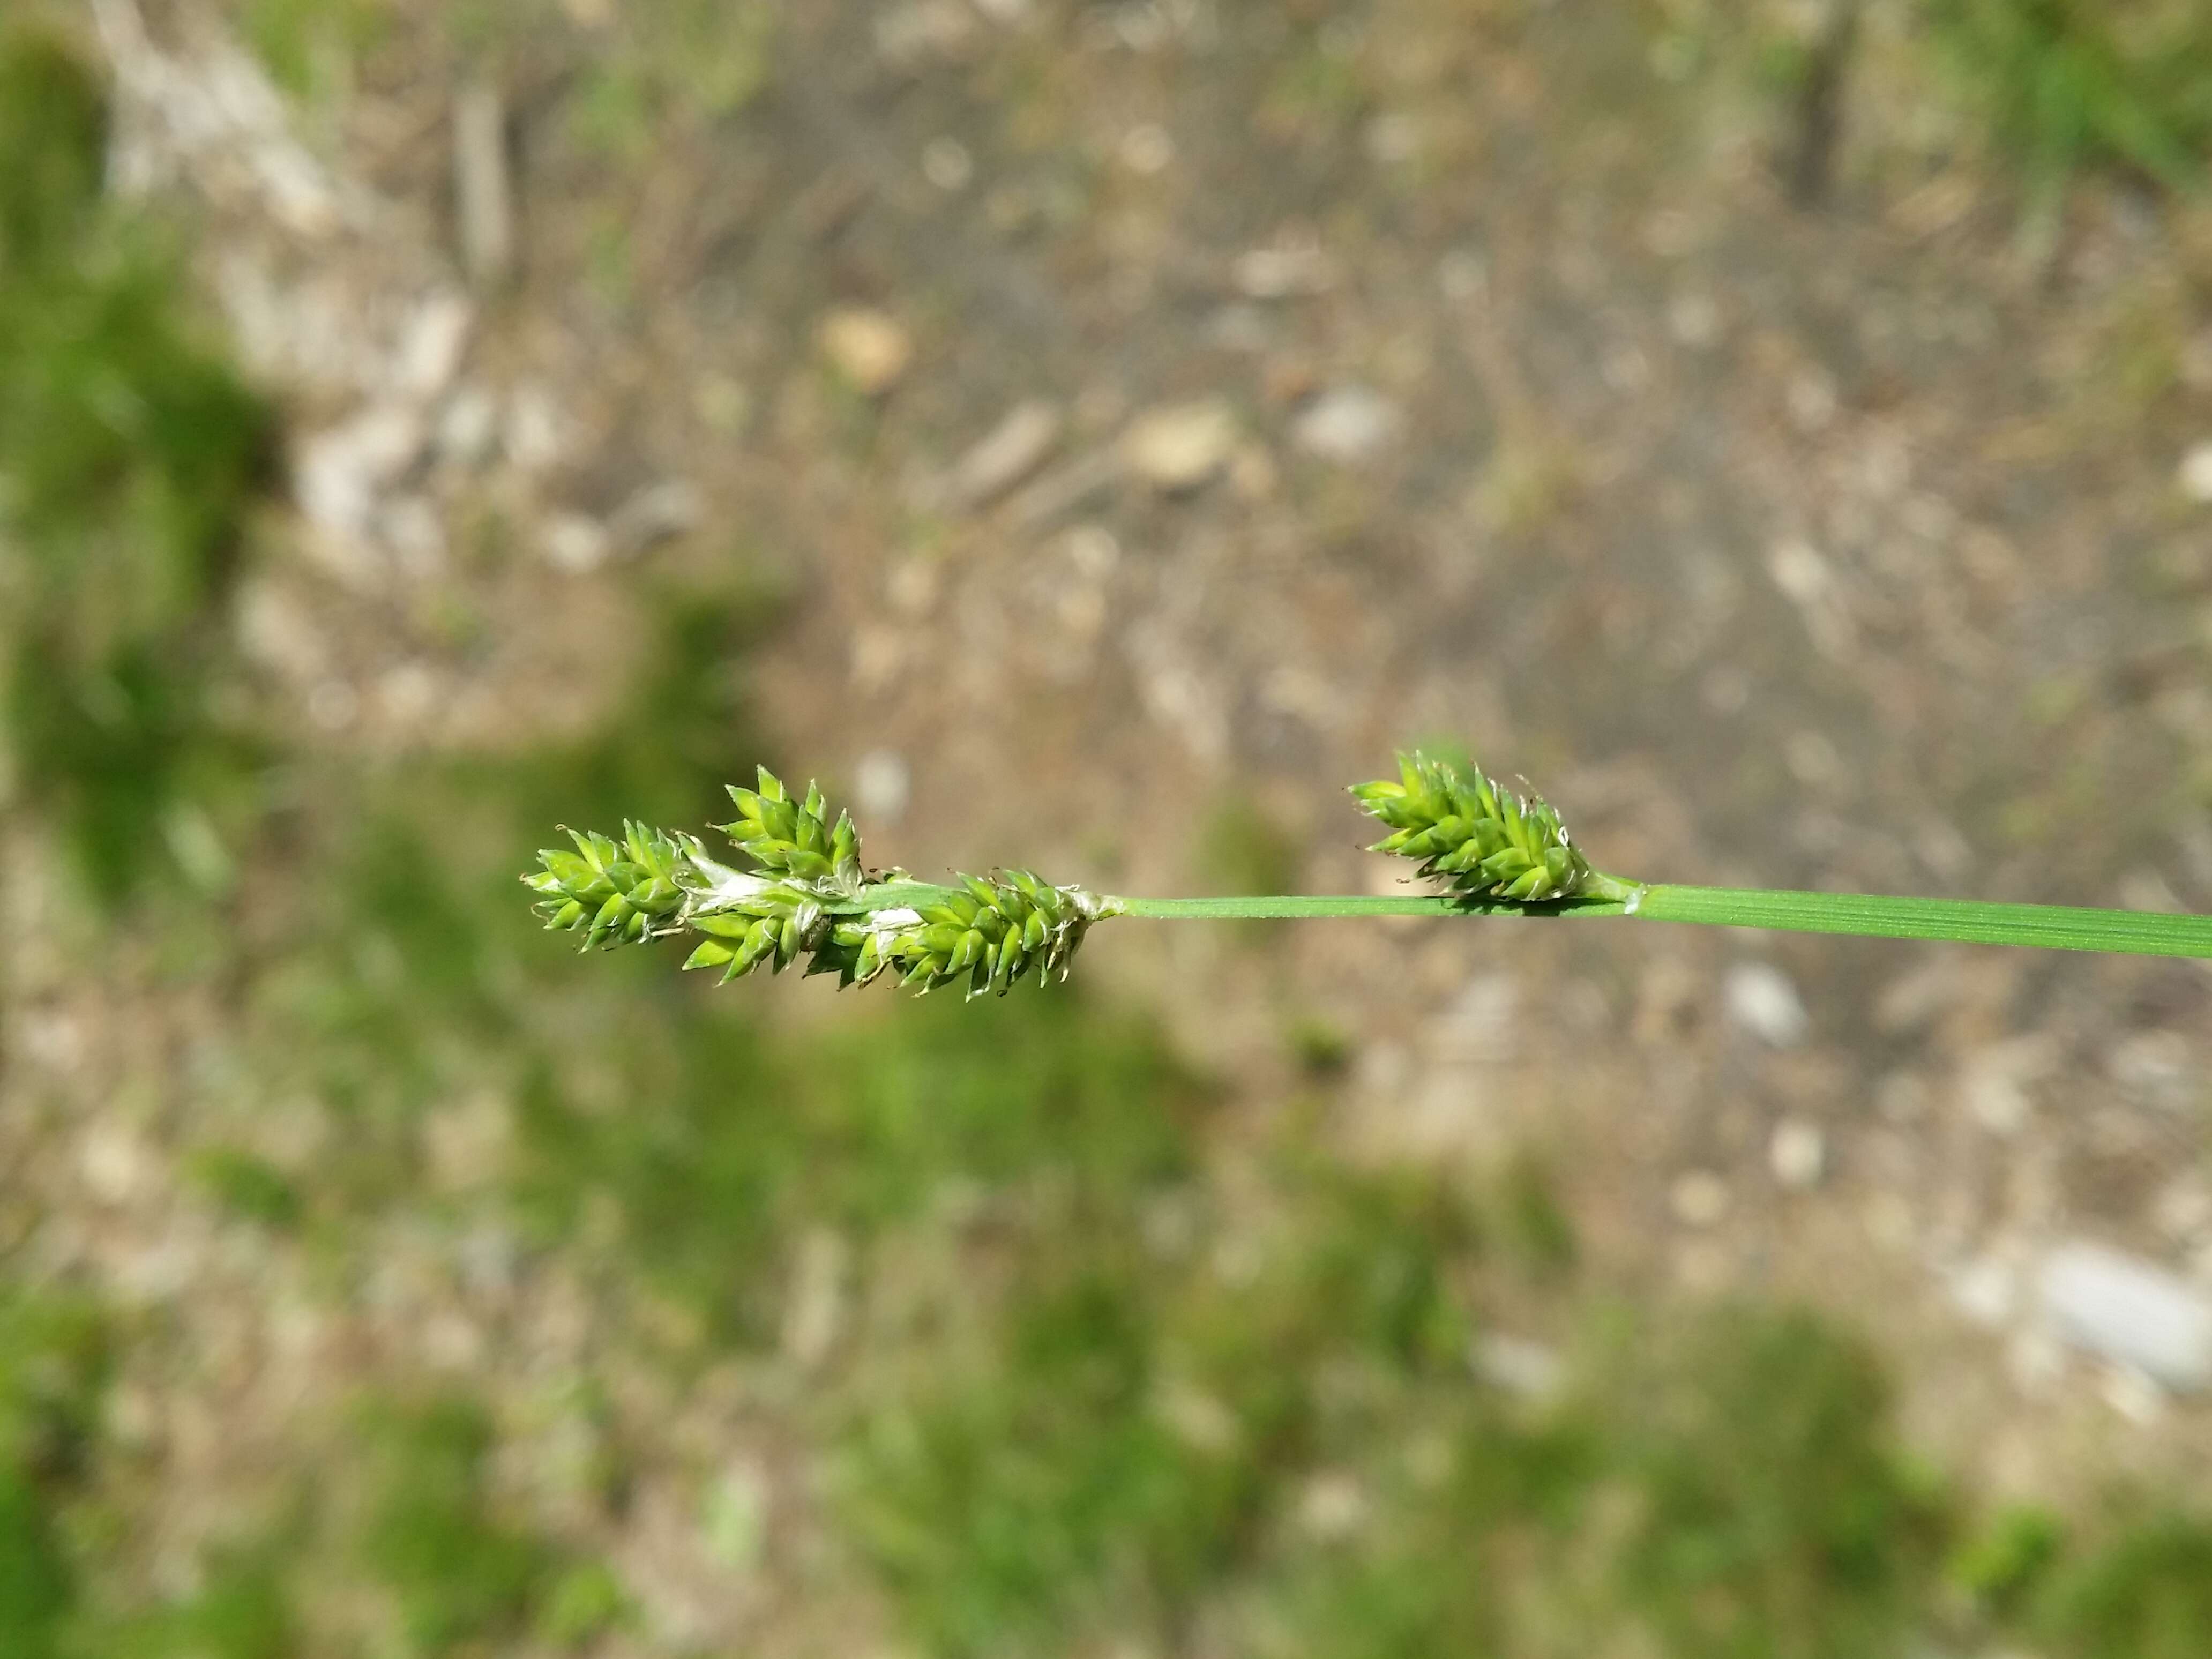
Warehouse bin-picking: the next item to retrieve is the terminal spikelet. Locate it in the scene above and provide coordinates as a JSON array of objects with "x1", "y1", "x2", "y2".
[
  {"x1": 526, "y1": 768, "x2": 1107, "y2": 994},
  {"x1": 1350, "y1": 751, "x2": 1592, "y2": 902},
  {"x1": 525, "y1": 821, "x2": 701, "y2": 949}
]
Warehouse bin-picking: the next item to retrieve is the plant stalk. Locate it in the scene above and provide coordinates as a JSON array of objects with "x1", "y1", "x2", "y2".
[
  {"x1": 529, "y1": 757, "x2": 2212, "y2": 987},
  {"x1": 1104, "y1": 881, "x2": 2212, "y2": 959},
  {"x1": 1627, "y1": 884, "x2": 2212, "y2": 958},
  {"x1": 1111, "y1": 893, "x2": 1628, "y2": 920}
]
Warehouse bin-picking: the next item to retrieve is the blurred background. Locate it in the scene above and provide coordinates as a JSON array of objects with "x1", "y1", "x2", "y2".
[{"x1": 3, "y1": 0, "x2": 2212, "y2": 1654}]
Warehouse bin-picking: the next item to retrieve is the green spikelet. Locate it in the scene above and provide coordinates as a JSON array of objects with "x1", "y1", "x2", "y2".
[
  {"x1": 1350, "y1": 751, "x2": 1592, "y2": 902},
  {"x1": 827, "y1": 870, "x2": 1103, "y2": 998},
  {"x1": 526, "y1": 768, "x2": 1108, "y2": 993},
  {"x1": 714, "y1": 766, "x2": 866, "y2": 897},
  {"x1": 524, "y1": 821, "x2": 701, "y2": 949},
  {"x1": 683, "y1": 879, "x2": 830, "y2": 982}
]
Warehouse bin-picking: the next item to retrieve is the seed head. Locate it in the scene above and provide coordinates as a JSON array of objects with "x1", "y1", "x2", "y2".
[
  {"x1": 1350, "y1": 751, "x2": 1591, "y2": 902},
  {"x1": 525, "y1": 768, "x2": 1107, "y2": 995}
]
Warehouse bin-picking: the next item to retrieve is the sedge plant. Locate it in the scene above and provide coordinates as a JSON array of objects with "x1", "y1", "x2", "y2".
[{"x1": 522, "y1": 751, "x2": 2212, "y2": 997}]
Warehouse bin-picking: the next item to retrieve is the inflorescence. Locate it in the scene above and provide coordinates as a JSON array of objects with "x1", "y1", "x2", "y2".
[
  {"x1": 528, "y1": 748, "x2": 2212, "y2": 986},
  {"x1": 524, "y1": 752, "x2": 1595, "y2": 998}
]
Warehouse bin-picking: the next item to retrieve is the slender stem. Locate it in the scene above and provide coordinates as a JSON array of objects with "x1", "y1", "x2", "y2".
[
  {"x1": 1632, "y1": 885, "x2": 2212, "y2": 958},
  {"x1": 1098, "y1": 882, "x2": 2212, "y2": 959},
  {"x1": 1113, "y1": 892, "x2": 1631, "y2": 920}
]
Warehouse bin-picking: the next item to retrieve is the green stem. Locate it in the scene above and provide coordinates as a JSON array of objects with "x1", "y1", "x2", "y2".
[
  {"x1": 1100, "y1": 881, "x2": 2212, "y2": 959},
  {"x1": 1124, "y1": 898, "x2": 1486, "y2": 924},
  {"x1": 1631, "y1": 884, "x2": 2212, "y2": 958},
  {"x1": 1114, "y1": 893, "x2": 1628, "y2": 920}
]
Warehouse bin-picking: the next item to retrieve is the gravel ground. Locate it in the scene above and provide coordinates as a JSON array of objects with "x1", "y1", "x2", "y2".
[{"x1": 6, "y1": 0, "x2": 2212, "y2": 1650}]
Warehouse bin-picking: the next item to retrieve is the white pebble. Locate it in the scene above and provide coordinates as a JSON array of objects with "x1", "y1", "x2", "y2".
[
  {"x1": 1122, "y1": 400, "x2": 1238, "y2": 491},
  {"x1": 1945, "y1": 1255, "x2": 2017, "y2": 1329},
  {"x1": 817, "y1": 308, "x2": 914, "y2": 396},
  {"x1": 1119, "y1": 124, "x2": 1174, "y2": 175},
  {"x1": 542, "y1": 512, "x2": 611, "y2": 574},
  {"x1": 1295, "y1": 1471, "x2": 1369, "y2": 1540},
  {"x1": 2037, "y1": 1242, "x2": 2212, "y2": 1394},
  {"x1": 1292, "y1": 384, "x2": 1403, "y2": 465},
  {"x1": 436, "y1": 385, "x2": 499, "y2": 468},
  {"x1": 945, "y1": 401, "x2": 1062, "y2": 507},
  {"x1": 2100, "y1": 1364, "x2": 2168, "y2": 1425},
  {"x1": 1768, "y1": 1118, "x2": 1826, "y2": 1189},
  {"x1": 2179, "y1": 439, "x2": 2212, "y2": 502},
  {"x1": 1725, "y1": 961, "x2": 1809, "y2": 1048},
  {"x1": 1957, "y1": 1035, "x2": 2056, "y2": 1138},
  {"x1": 922, "y1": 135, "x2": 973, "y2": 191},
  {"x1": 1471, "y1": 1333, "x2": 1564, "y2": 1400},
  {"x1": 1670, "y1": 1170, "x2": 1730, "y2": 1228}
]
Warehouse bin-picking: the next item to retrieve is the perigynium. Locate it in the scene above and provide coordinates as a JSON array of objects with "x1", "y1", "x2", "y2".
[{"x1": 526, "y1": 751, "x2": 2212, "y2": 990}]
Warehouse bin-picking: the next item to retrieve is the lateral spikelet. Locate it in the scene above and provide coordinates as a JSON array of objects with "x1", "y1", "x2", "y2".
[{"x1": 1350, "y1": 751, "x2": 1591, "y2": 902}]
